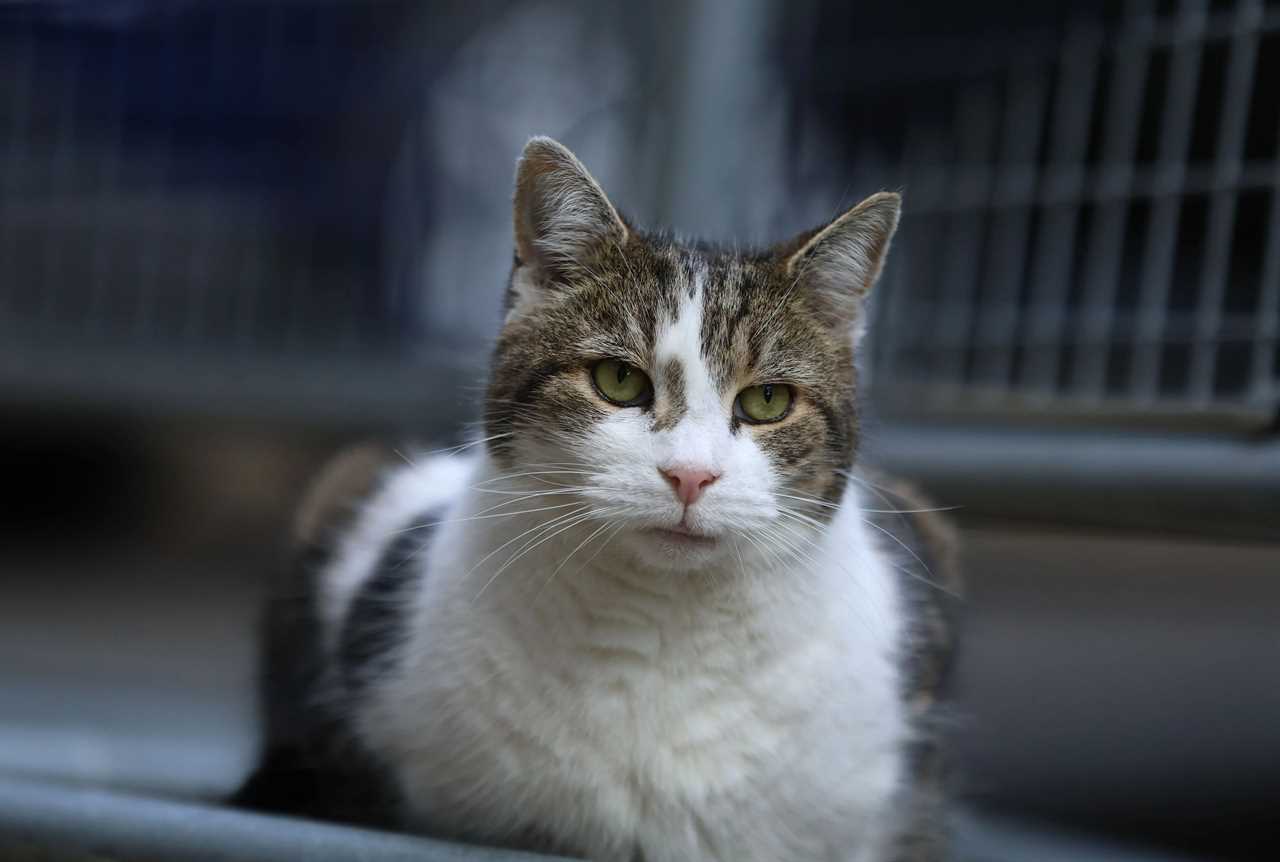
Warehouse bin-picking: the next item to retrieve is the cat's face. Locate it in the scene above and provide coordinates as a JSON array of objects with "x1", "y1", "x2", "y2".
[{"x1": 485, "y1": 138, "x2": 898, "y2": 573}]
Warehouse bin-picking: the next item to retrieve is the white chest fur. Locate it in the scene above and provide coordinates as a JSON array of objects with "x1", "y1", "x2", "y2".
[{"x1": 337, "y1": 455, "x2": 909, "y2": 862}]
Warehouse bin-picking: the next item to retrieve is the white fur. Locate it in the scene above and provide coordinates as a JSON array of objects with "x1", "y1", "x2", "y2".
[
  {"x1": 320, "y1": 304, "x2": 910, "y2": 860},
  {"x1": 321, "y1": 455, "x2": 472, "y2": 642}
]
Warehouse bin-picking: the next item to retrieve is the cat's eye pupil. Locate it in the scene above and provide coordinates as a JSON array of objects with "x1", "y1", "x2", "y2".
[
  {"x1": 735, "y1": 382, "x2": 792, "y2": 424},
  {"x1": 592, "y1": 359, "x2": 653, "y2": 408}
]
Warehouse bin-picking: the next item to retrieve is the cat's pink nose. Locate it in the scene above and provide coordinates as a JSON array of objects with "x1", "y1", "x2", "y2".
[{"x1": 660, "y1": 467, "x2": 719, "y2": 506}]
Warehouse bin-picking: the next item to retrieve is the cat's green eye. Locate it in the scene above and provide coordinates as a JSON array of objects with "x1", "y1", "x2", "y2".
[
  {"x1": 591, "y1": 359, "x2": 653, "y2": 407},
  {"x1": 735, "y1": 383, "x2": 793, "y2": 424}
]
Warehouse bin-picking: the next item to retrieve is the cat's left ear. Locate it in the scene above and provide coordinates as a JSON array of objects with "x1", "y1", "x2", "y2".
[
  {"x1": 782, "y1": 192, "x2": 901, "y2": 337},
  {"x1": 512, "y1": 137, "x2": 628, "y2": 286}
]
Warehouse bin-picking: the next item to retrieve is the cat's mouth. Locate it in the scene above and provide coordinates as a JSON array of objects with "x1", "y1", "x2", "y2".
[{"x1": 643, "y1": 525, "x2": 719, "y2": 547}]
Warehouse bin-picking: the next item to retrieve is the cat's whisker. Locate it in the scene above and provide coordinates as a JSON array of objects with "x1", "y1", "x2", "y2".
[
  {"x1": 471, "y1": 508, "x2": 596, "y2": 601},
  {"x1": 857, "y1": 518, "x2": 959, "y2": 598},
  {"x1": 464, "y1": 504, "x2": 594, "y2": 586},
  {"x1": 861, "y1": 504, "x2": 960, "y2": 515},
  {"x1": 557, "y1": 519, "x2": 628, "y2": 588},
  {"x1": 473, "y1": 469, "x2": 598, "y2": 487},
  {"x1": 533, "y1": 517, "x2": 619, "y2": 603},
  {"x1": 839, "y1": 470, "x2": 963, "y2": 517},
  {"x1": 402, "y1": 433, "x2": 515, "y2": 464},
  {"x1": 768, "y1": 521, "x2": 895, "y2": 634},
  {"x1": 763, "y1": 525, "x2": 894, "y2": 635},
  {"x1": 773, "y1": 492, "x2": 840, "y2": 510},
  {"x1": 741, "y1": 530, "x2": 789, "y2": 572},
  {"x1": 813, "y1": 510, "x2": 957, "y2": 599},
  {"x1": 773, "y1": 506, "x2": 828, "y2": 532},
  {"x1": 393, "y1": 501, "x2": 586, "y2": 535},
  {"x1": 778, "y1": 489, "x2": 957, "y2": 516},
  {"x1": 475, "y1": 506, "x2": 622, "y2": 601},
  {"x1": 757, "y1": 520, "x2": 823, "y2": 568},
  {"x1": 773, "y1": 501, "x2": 958, "y2": 596},
  {"x1": 419, "y1": 481, "x2": 620, "y2": 524}
]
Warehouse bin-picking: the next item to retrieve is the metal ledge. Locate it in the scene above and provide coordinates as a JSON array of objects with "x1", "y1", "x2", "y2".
[
  {"x1": 867, "y1": 422, "x2": 1280, "y2": 540},
  {"x1": 0, "y1": 775, "x2": 563, "y2": 862},
  {"x1": 0, "y1": 775, "x2": 1209, "y2": 862}
]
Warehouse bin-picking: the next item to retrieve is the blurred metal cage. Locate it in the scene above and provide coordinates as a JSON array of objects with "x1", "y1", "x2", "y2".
[
  {"x1": 1, "y1": 0, "x2": 1277, "y2": 433},
  {"x1": 0, "y1": 0, "x2": 666, "y2": 423},
  {"x1": 855, "y1": 0, "x2": 1280, "y2": 428},
  {"x1": 0, "y1": 3, "x2": 386, "y2": 354}
]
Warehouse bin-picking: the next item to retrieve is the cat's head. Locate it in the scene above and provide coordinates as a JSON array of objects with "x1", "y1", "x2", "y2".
[{"x1": 484, "y1": 137, "x2": 898, "y2": 573}]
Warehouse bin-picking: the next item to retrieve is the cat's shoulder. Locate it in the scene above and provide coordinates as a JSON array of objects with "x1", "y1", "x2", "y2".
[
  {"x1": 294, "y1": 444, "x2": 475, "y2": 551},
  {"x1": 852, "y1": 469, "x2": 962, "y2": 703},
  {"x1": 302, "y1": 445, "x2": 476, "y2": 628},
  {"x1": 234, "y1": 443, "x2": 475, "y2": 824},
  {"x1": 292, "y1": 443, "x2": 396, "y2": 549}
]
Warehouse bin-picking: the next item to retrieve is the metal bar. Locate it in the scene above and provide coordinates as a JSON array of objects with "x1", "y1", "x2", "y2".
[
  {"x1": 975, "y1": 66, "x2": 1049, "y2": 391},
  {"x1": 1075, "y1": 0, "x2": 1156, "y2": 398},
  {"x1": 134, "y1": 8, "x2": 182, "y2": 342},
  {"x1": 1188, "y1": 0, "x2": 1263, "y2": 404},
  {"x1": 183, "y1": 8, "x2": 228, "y2": 350},
  {"x1": 0, "y1": 775, "x2": 562, "y2": 862},
  {"x1": 893, "y1": 307, "x2": 1260, "y2": 348},
  {"x1": 863, "y1": 256, "x2": 893, "y2": 391},
  {"x1": 1, "y1": 21, "x2": 34, "y2": 326},
  {"x1": 1130, "y1": 0, "x2": 1209, "y2": 401},
  {"x1": 40, "y1": 32, "x2": 80, "y2": 327},
  {"x1": 87, "y1": 26, "x2": 126, "y2": 338},
  {"x1": 866, "y1": 129, "x2": 919, "y2": 389},
  {"x1": 1025, "y1": 25, "x2": 1103, "y2": 395},
  {"x1": 234, "y1": 210, "x2": 267, "y2": 355},
  {"x1": 865, "y1": 137, "x2": 912, "y2": 391},
  {"x1": 872, "y1": 422, "x2": 1280, "y2": 538},
  {"x1": 933, "y1": 85, "x2": 1000, "y2": 385},
  {"x1": 897, "y1": 160, "x2": 1280, "y2": 212},
  {"x1": 235, "y1": 2, "x2": 285, "y2": 357},
  {"x1": 954, "y1": 809, "x2": 1232, "y2": 862},
  {"x1": 651, "y1": 0, "x2": 773, "y2": 235},
  {"x1": 1143, "y1": 5, "x2": 1280, "y2": 43},
  {"x1": 1253, "y1": 175, "x2": 1280, "y2": 409},
  {"x1": 876, "y1": 123, "x2": 944, "y2": 387}
]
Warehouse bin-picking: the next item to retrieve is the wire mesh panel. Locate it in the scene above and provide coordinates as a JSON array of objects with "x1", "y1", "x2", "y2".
[
  {"x1": 856, "y1": 0, "x2": 1280, "y2": 427},
  {"x1": 0, "y1": 3, "x2": 401, "y2": 359},
  {"x1": 3, "y1": 0, "x2": 1277, "y2": 430},
  {"x1": 0, "y1": 0, "x2": 662, "y2": 419}
]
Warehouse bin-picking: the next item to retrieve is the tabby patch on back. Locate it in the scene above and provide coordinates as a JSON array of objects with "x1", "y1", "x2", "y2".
[{"x1": 236, "y1": 137, "x2": 959, "y2": 862}]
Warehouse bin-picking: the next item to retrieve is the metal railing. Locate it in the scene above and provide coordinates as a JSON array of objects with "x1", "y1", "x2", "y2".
[{"x1": 862, "y1": 0, "x2": 1280, "y2": 428}]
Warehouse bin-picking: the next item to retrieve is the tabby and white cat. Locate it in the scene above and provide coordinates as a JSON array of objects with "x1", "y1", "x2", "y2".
[{"x1": 236, "y1": 138, "x2": 959, "y2": 862}]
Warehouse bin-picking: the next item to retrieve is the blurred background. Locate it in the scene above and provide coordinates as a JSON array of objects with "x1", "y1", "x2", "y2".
[{"x1": 1, "y1": 1, "x2": 1277, "y2": 860}]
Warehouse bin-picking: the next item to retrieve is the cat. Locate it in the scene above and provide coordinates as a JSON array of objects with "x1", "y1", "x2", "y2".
[{"x1": 234, "y1": 137, "x2": 960, "y2": 862}]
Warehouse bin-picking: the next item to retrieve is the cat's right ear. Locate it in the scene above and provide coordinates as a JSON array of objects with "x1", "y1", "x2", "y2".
[{"x1": 512, "y1": 137, "x2": 627, "y2": 292}]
